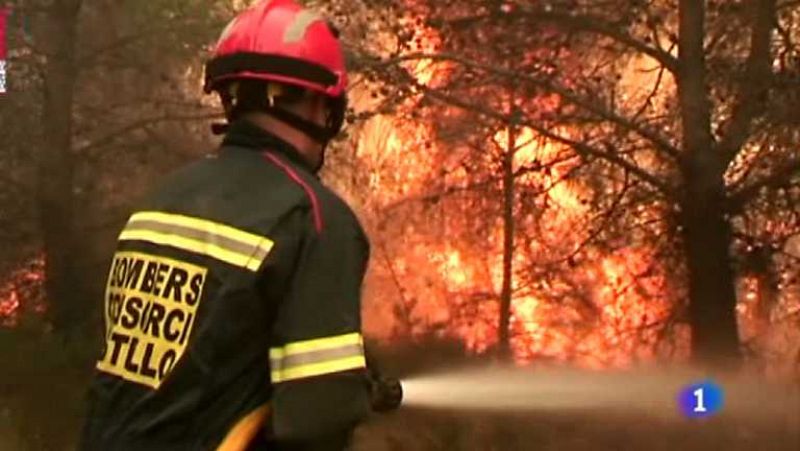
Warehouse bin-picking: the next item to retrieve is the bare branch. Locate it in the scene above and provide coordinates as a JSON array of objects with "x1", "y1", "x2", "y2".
[
  {"x1": 717, "y1": 0, "x2": 779, "y2": 165},
  {"x1": 442, "y1": 4, "x2": 679, "y2": 73},
  {"x1": 77, "y1": 31, "x2": 154, "y2": 67},
  {"x1": 522, "y1": 123, "x2": 673, "y2": 197},
  {"x1": 415, "y1": 83, "x2": 674, "y2": 197},
  {"x1": 374, "y1": 239, "x2": 414, "y2": 331},
  {"x1": 729, "y1": 157, "x2": 800, "y2": 210},
  {"x1": 632, "y1": 63, "x2": 668, "y2": 122},
  {"x1": 74, "y1": 113, "x2": 221, "y2": 156},
  {"x1": 536, "y1": 169, "x2": 632, "y2": 268},
  {"x1": 382, "y1": 178, "x2": 495, "y2": 213},
  {"x1": 365, "y1": 51, "x2": 682, "y2": 160}
]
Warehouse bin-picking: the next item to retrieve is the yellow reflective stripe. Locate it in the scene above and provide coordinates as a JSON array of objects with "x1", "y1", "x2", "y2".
[
  {"x1": 119, "y1": 211, "x2": 274, "y2": 272},
  {"x1": 270, "y1": 333, "x2": 365, "y2": 383},
  {"x1": 271, "y1": 355, "x2": 367, "y2": 383},
  {"x1": 269, "y1": 332, "x2": 363, "y2": 358},
  {"x1": 130, "y1": 211, "x2": 268, "y2": 249},
  {"x1": 118, "y1": 230, "x2": 262, "y2": 272}
]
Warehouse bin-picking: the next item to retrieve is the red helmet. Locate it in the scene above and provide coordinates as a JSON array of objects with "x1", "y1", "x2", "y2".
[{"x1": 204, "y1": 0, "x2": 347, "y2": 98}]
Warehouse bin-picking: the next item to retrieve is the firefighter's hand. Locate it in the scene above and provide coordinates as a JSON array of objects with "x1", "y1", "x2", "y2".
[{"x1": 367, "y1": 369, "x2": 403, "y2": 413}]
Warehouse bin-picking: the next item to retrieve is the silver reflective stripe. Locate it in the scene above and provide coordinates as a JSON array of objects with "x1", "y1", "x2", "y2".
[
  {"x1": 270, "y1": 343, "x2": 364, "y2": 370},
  {"x1": 283, "y1": 9, "x2": 322, "y2": 43},
  {"x1": 119, "y1": 211, "x2": 274, "y2": 272},
  {"x1": 126, "y1": 219, "x2": 267, "y2": 260},
  {"x1": 269, "y1": 332, "x2": 366, "y2": 383}
]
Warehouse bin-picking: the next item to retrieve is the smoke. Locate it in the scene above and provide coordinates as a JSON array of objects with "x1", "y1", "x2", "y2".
[{"x1": 400, "y1": 365, "x2": 800, "y2": 422}]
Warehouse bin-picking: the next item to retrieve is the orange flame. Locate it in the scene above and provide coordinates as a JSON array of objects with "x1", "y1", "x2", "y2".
[
  {"x1": 0, "y1": 255, "x2": 46, "y2": 327},
  {"x1": 354, "y1": 30, "x2": 683, "y2": 367}
]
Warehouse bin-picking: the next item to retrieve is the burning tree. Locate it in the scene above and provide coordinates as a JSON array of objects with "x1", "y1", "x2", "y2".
[
  {"x1": 346, "y1": 0, "x2": 800, "y2": 369},
  {"x1": 3, "y1": 0, "x2": 797, "y2": 371}
]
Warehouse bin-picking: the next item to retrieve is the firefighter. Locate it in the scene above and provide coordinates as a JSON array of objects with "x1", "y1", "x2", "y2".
[{"x1": 79, "y1": 1, "x2": 399, "y2": 450}]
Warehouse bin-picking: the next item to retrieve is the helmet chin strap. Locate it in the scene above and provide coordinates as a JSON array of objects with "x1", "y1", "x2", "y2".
[
  {"x1": 213, "y1": 92, "x2": 344, "y2": 173},
  {"x1": 213, "y1": 87, "x2": 346, "y2": 172},
  {"x1": 261, "y1": 105, "x2": 338, "y2": 145}
]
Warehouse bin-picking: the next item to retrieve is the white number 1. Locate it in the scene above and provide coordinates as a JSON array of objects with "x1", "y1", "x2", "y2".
[{"x1": 693, "y1": 388, "x2": 707, "y2": 412}]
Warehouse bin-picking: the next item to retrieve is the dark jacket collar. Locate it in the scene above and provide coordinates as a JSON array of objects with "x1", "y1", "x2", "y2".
[{"x1": 221, "y1": 119, "x2": 316, "y2": 174}]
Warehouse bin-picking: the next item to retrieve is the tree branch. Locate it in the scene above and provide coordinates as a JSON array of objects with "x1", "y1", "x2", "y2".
[
  {"x1": 442, "y1": 4, "x2": 679, "y2": 73},
  {"x1": 717, "y1": 0, "x2": 778, "y2": 165},
  {"x1": 632, "y1": 62, "x2": 668, "y2": 122},
  {"x1": 77, "y1": 31, "x2": 155, "y2": 67},
  {"x1": 365, "y1": 51, "x2": 682, "y2": 160},
  {"x1": 374, "y1": 239, "x2": 414, "y2": 331},
  {"x1": 536, "y1": 169, "x2": 631, "y2": 268},
  {"x1": 728, "y1": 157, "x2": 800, "y2": 211},
  {"x1": 74, "y1": 112, "x2": 222, "y2": 156},
  {"x1": 416, "y1": 83, "x2": 674, "y2": 197}
]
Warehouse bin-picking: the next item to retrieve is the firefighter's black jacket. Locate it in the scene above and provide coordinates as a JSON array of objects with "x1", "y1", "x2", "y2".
[{"x1": 79, "y1": 119, "x2": 372, "y2": 451}]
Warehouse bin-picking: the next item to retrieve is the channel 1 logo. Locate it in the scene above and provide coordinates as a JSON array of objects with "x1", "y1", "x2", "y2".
[
  {"x1": 677, "y1": 379, "x2": 725, "y2": 419},
  {"x1": 0, "y1": 7, "x2": 8, "y2": 94}
]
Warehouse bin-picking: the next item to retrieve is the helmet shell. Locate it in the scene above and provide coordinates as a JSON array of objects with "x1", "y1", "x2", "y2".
[{"x1": 205, "y1": 0, "x2": 346, "y2": 97}]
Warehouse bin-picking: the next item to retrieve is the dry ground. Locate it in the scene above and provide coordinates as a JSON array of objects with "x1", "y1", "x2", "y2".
[{"x1": 354, "y1": 408, "x2": 800, "y2": 451}]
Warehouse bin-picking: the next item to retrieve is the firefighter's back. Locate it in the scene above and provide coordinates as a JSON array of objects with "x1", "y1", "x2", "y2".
[{"x1": 80, "y1": 143, "x2": 321, "y2": 451}]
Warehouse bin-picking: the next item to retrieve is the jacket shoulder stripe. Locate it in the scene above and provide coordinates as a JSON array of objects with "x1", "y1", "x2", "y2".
[
  {"x1": 262, "y1": 152, "x2": 323, "y2": 233},
  {"x1": 131, "y1": 211, "x2": 268, "y2": 248},
  {"x1": 120, "y1": 211, "x2": 274, "y2": 272}
]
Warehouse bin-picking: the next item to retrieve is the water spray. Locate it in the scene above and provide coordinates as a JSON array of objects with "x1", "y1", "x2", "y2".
[{"x1": 387, "y1": 365, "x2": 799, "y2": 423}]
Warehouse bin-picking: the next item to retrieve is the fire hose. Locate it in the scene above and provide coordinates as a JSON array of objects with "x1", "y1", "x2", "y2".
[{"x1": 216, "y1": 367, "x2": 403, "y2": 451}]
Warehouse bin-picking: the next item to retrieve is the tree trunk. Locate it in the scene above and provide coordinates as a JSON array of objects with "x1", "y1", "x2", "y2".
[
  {"x1": 754, "y1": 271, "x2": 778, "y2": 335},
  {"x1": 497, "y1": 121, "x2": 515, "y2": 360},
  {"x1": 679, "y1": 178, "x2": 741, "y2": 368},
  {"x1": 39, "y1": 0, "x2": 83, "y2": 334},
  {"x1": 676, "y1": 0, "x2": 741, "y2": 368}
]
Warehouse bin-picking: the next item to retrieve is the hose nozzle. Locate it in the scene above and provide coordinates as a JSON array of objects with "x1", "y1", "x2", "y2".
[{"x1": 368, "y1": 370, "x2": 403, "y2": 412}]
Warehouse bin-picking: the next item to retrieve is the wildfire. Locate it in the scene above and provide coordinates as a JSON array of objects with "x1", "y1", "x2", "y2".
[
  {"x1": 357, "y1": 102, "x2": 678, "y2": 367},
  {"x1": 0, "y1": 254, "x2": 46, "y2": 327},
  {"x1": 352, "y1": 11, "x2": 685, "y2": 369},
  {"x1": 398, "y1": 15, "x2": 450, "y2": 88},
  {"x1": 356, "y1": 115, "x2": 437, "y2": 204},
  {"x1": 0, "y1": 1, "x2": 794, "y2": 390}
]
